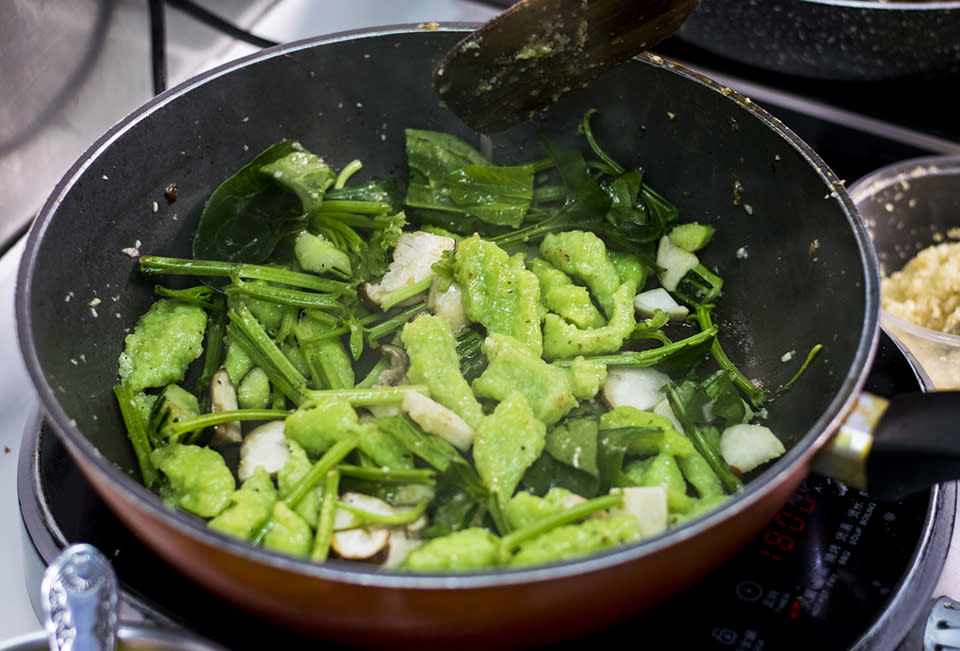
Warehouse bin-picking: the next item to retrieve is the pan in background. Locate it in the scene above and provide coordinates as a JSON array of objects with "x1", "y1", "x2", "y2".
[
  {"x1": 674, "y1": 0, "x2": 960, "y2": 81},
  {"x1": 850, "y1": 155, "x2": 960, "y2": 389}
]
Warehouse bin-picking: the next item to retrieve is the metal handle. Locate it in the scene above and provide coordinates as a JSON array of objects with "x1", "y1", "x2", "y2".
[
  {"x1": 41, "y1": 543, "x2": 119, "y2": 651},
  {"x1": 925, "y1": 596, "x2": 960, "y2": 651}
]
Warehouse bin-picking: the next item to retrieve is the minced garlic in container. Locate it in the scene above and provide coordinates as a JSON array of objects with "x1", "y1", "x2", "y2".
[{"x1": 882, "y1": 240, "x2": 960, "y2": 334}]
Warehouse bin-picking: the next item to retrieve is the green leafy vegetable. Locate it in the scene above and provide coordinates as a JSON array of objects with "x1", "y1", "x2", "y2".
[
  {"x1": 114, "y1": 110, "x2": 814, "y2": 574},
  {"x1": 193, "y1": 140, "x2": 306, "y2": 264}
]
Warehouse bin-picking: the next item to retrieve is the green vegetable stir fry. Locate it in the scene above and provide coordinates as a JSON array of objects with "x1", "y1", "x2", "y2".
[{"x1": 114, "y1": 110, "x2": 811, "y2": 571}]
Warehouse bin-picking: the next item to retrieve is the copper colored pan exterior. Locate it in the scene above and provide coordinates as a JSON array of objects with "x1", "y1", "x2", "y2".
[
  {"x1": 16, "y1": 26, "x2": 877, "y2": 647},
  {"x1": 74, "y1": 425, "x2": 808, "y2": 647}
]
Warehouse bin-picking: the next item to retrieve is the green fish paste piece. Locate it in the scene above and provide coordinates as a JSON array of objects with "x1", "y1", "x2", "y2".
[
  {"x1": 542, "y1": 282, "x2": 636, "y2": 360},
  {"x1": 509, "y1": 514, "x2": 643, "y2": 567},
  {"x1": 402, "y1": 527, "x2": 501, "y2": 571},
  {"x1": 284, "y1": 398, "x2": 358, "y2": 458},
  {"x1": 472, "y1": 333, "x2": 577, "y2": 426},
  {"x1": 263, "y1": 501, "x2": 314, "y2": 557},
  {"x1": 208, "y1": 466, "x2": 277, "y2": 540},
  {"x1": 151, "y1": 443, "x2": 235, "y2": 518},
  {"x1": 504, "y1": 487, "x2": 583, "y2": 530},
  {"x1": 117, "y1": 299, "x2": 207, "y2": 392},
  {"x1": 473, "y1": 391, "x2": 546, "y2": 505},
  {"x1": 608, "y1": 249, "x2": 647, "y2": 288},
  {"x1": 564, "y1": 356, "x2": 607, "y2": 400},
  {"x1": 277, "y1": 439, "x2": 322, "y2": 527},
  {"x1": 540, "y1": 230, "x2": 623, "y2": 318},
  {"x1": 401, "y1": 313, "x2": 485, "y2": 429},
  {"x1": 453, "y1": 235, "x2": 542, "y2": 357},
  {"x1": 530, "y1": 257, "x2": 605, "y2": 329}
]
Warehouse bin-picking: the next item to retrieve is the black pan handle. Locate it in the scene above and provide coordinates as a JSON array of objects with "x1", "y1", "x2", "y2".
[
  {"x1": 869, "y1": 391, "x2": 960, "y2": 500},
  {"x1": 813, "y1": 391, "x2": 960, "y2": 501}
]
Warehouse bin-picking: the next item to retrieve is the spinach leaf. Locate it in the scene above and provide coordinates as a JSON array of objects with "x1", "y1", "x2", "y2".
[
  {"x1": 520, "y1": 416, "x2": 604, "y2": 497},
  {"x1": 596, "y1": 426, "x2": 677, "y2": 488},
  {"x1": 456, "y1": 326, "x2": 488, "y2": 383},
  {"x1": 404, "y1": 128, "x2": 535, "y2": 230},
  {"x1": 260, "y1": 146, "x2": 336, "y2": 213},
  {"x1": 421, "y1": 481, "x2": 485, "y2": 538},
  {"x1": 580, "y1": 108, "x2": 680, "y2": 245},
  {"x1": 542, "y1": 141, "x2": 612, "y2": 227},
  {"x1": 326, "y1": 177, "x2": 402, "y2": 209},
  {"x1": 444, "y1": 165, "x2": 535, "y2": 227},
  {"x1": 666, "y1": 381, "x2": 745, "y2": 494},
  {"x1": 701, "y1": 369, "x2": 755, "y2": 428},
  {"x1": 490, "y1": 130, "x2": 677, "y2": 251},
  {"x1": 521, "y1": 453, "x2": 601, "y2": 498},
  {"x1": 192, "y1": 140, "x2": 306, "y2": 264},
  {"x1": 602, "y1": 169, "x2": 679, "y2": 244},
  {"x1": 545, "y1": 418, "x2": 600, "y2": 478},
  {"x1": 406, "y1": 128, "x2": 490, "y2": 182}
]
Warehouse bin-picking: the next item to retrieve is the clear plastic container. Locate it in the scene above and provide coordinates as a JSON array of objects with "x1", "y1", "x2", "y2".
[{"x1": 849, "y1": 154, "x2": 960, "y2": 389}]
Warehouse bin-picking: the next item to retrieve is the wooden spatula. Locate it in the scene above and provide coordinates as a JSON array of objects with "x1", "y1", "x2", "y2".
[{"x1": 433, "y1": 0, "x2": 701, "y2": 133}]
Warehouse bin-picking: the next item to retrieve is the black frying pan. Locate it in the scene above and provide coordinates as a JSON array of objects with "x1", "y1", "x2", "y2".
[{"x1": 13, "y1": 24, "x2": 949, "y2": 648}]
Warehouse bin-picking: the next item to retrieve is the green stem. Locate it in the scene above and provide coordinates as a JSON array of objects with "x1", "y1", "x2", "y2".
[
  {"x1": 315, "y1": 200, "x2": 393, "y2": 217},
  {"x1": 528, "y1": 156, "x2": 557, "y2": 174},
  {"x1": 379, "y1": 277, "x2": 434, "y2": 311},
  {"x1": 355, "y1": 357, "x2": 391, "y2": 389},
  {"x1": 300, "y1": 384, "x2": 428, "y2": 406},
  {"x1": 226, "y1": 275, "x2": 342, "y2": 311},
  {"x1": 554, "y1": 325, "x2": 717, "y2": 367},
  {"x1": 334, "y1": 160, "x2": 363, "y2": 189},
  {"x1": 139, "y1": 256, "x2": 352, "y2": 295},
  {"x1": 311, "y1": 470, "x2": 341, "y2": 562},
  {"x1": 630, "y1": 310, "x2": 672, "y2": 345},
  {"x1": 577, "y1": 108, "x2": 626, "y2": 175},
  {"x1": 284, "y1": 437, "x2": 359, "y2": 509},
  {"x1": 153, "y1": 284, "x2": 217, "y2": 309},
  {"x1": 695, "y1": 305, "x2": 766, "y2": 408},
  {"x1": 296, "y1": 324, "x2": 352, "y2": 345},
  {"x1": 165, "y1": 409, "x2": 292, "y2": 439},
  {"x1": 114, "y1": 383, "x2": 158, "y2": 488},
  {"x1": 775, "y1": 344, "x2": 823, "y2": 399},
  {"x1": 195, "y1": 301, "x2": 227, "y2": 401},
  {"x1": 364, "y1": 301, "x2": 427, "y2": 345},
  {"x1": 666, "y1": 386, "x2": 743, "y2": 494},
  {"x1": 532, "y1": 185, "x2": 566, "y2": 204},
  {"x1": 335, "y1": 498, "x2": 429, "y2": 527},
  {"x1": 228, "y1": 304, "x2": 307, "y2": 404},
  {"x1": 297, "y1": 302, "x2": 423, "y2": 348},
  {"x1": 499, "y1": 493, "x2": 622, "y2": 560},
  {"x1": 251, "y1": 521, "x2": 272, "y2": 546},
  {"x1": 337, "y1": 464, "x2": 436, "y2": 486}
]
